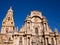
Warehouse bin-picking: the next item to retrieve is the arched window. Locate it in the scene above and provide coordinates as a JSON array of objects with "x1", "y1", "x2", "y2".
[
  {"x1": 8, "y1": 17, "x2": 10, "y2": 21},
  {"x1": 44, "y1": 23, "x2": 47, "y2": 31},
  {"x1": 27, "y1": 22, "x2": 30, "y2": 30},
  {"x1": 6, "y1": 27, "x2": 9, "y2": 33},
  {"x1": 9, "y1": 37, "x2": 11, "y2": 41},
  {"x1": 11, "y1": 22, "x2": 13, "y2": 24},
  {"x1": 3, "y1": 22, "x2": 5, "y2": 24},
  {"x1": 35, "y1": 28, "x2": 38, "y2": 34}
]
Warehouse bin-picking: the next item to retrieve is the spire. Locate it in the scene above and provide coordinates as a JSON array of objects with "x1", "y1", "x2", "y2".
[{"x1": 1, "y1": 6, "x2": 14, "y2": 33}]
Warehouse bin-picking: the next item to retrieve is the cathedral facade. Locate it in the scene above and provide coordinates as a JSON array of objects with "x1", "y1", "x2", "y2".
[{"x1": 0, "y1": 7, "x2": 60, "y2": 45}]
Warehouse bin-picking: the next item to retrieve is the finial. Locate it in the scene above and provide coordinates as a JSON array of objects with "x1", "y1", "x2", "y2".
[
  {"x1": 10, "y1": 6, "x2": 12, "y2": 9},
  {"x1": 8, "y1": 6, "x2": 13, "y2": 12},
  {"x1": 17, "y1": 26, "x2": 18, "y2": 31},
  {"x1": 54, "y1": 28, "x2": 58, "y2": 33}
]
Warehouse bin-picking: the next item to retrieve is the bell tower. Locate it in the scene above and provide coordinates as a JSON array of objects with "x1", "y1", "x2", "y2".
[{"x1": 1, "y1": 6, "x2": 15, "y2": 33}]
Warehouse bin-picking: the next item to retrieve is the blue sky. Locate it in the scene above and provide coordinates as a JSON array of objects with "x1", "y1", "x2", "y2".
[{"x1": 0, "y1": 0, "x2": 60, "y2": 32}]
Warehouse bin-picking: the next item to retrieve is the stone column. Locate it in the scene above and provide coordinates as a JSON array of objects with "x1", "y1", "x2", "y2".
[
  {"x1": 54, "y1": 38, "x2": 56, "y2": 45},
  {"x1": 42, "y1": 37, "x2": 44, "y2": 45},
  {"x1": 55, "y1": 37, "x2": 57, "y2": 45},
  {"x1": 27, "y1": 37, "x2": 30, "y2": 45},
  {"x1": 56, "y1": 37, "x2": 58, "y2": 45},
  {"x1": 22, "y1": 37, "x2": 24, "y2": 45},
  {"x1": 13, "y1": 37, "x2": 19, "y2": 45},
  {"x1": 48, "y1": 38, "x2": 51, "y2": 45},
  {"x1": 30, "y1": 37, "x2": 32, "y2": 45},
  {"x1": 27, "y1": 37, "x2": 28, "y2": 45},
  {"x1": 24, "y1": 37, "x2": 27, "y2": 45},
  {"x1": 45, "y1": 38, "x2": 47, "y2": 45}
]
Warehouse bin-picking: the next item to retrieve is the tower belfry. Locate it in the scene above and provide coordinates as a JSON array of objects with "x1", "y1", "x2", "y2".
[{"x1": 1, "y1": 6, "x2": 15, "y2": 33}]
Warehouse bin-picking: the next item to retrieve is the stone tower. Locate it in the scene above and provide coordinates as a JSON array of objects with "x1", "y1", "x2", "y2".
[{"x1": 1, "y1": 6, "x2": 15, "y2": 33}]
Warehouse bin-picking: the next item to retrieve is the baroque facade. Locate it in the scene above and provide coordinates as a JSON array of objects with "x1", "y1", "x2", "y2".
[{"x1": 0, "y1": 7, "x2": 60, "y2": 45}]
